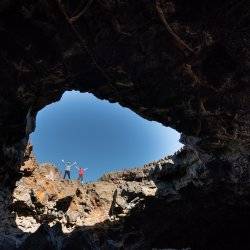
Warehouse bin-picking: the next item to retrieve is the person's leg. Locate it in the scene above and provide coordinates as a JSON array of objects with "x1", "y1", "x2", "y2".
[
  {"x1": 80, "y1": 175, "x2": 84, "y2": 184},
  {"x1": 77, "y1": 175, "x2": 81, "y2": 184},
  {"x1": 68, "y1": 171, "x2": 71, "y2": 179},
  {"x1": 65, "y1": 171, "x2": 70, "y2": 179},
  {"x1": 63, "y1": 171, "x2": 66, "y2": 179}
]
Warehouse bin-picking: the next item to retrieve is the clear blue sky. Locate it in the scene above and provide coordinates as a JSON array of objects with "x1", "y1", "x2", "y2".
[{"x1": 30, "y1": 91, "x2": 182, "y2": 182}]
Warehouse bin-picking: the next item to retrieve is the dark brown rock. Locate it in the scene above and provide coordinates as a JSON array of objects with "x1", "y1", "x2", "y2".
[{"x1": 0, "y1": 0, "x2": 249, "y2": 249}]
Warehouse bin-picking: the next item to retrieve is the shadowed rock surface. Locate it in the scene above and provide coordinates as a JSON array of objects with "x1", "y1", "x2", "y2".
[
  {"x1": 0, "y1": 0, "x2": 249, "y2": 249},
  {"x1": 0, "y1": 144, "x2": 250, "y2": 249},
  {"x1": 0, "y1": 147, "x2": 188, "y2": 247}
]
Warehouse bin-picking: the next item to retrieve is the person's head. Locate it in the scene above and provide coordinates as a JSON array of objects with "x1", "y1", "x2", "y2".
[{"x1": 67, "y1": 161, "x2": 71, "y2": 165}]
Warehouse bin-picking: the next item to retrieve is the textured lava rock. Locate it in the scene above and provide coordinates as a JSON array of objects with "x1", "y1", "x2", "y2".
[
  {"x1": 0, "y1": 145, "x2": 248, "y2": 249},
  {"x1": 0, "y1": 0, "x2": 249, "y2": 249}
]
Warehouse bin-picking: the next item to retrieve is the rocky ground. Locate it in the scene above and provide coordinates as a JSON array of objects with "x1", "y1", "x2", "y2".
[
  {"x1": 1, "y1": 143, "x2": 205, "y2": 249},
  {"x1": 0, "y1": 140, "x2": 249, "y2": 250},
  {"x1": 0, "y1": 0, "x2": 249, "y2": 249}
]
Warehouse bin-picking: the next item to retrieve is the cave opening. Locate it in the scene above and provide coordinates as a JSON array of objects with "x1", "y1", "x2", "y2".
[{"x1": 30, "y1": 91, "x2": 183, "y2": 182}]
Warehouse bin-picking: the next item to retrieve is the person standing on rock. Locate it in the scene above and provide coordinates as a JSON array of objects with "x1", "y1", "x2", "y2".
[
  {"x1": 75, "y1": 165, "x2": 88, "y2": 184},
  {"x1": 62, "y1": 160, "x2": 77, "y2": 179}
]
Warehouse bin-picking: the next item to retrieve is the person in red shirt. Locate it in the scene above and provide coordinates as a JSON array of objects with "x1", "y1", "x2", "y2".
[{"x1": 76, "y1": 166, "x2": 88, "y2": 184}]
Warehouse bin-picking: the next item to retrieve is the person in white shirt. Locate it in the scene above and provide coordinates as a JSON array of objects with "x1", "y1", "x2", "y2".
[{"x1": 62, "y1": 159, "x2": 77, "y2": 179}]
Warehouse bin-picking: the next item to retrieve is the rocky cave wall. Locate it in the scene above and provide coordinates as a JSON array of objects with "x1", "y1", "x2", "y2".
[{"x1": 0, "y1": 0, "x2": 249, "y2": 249}]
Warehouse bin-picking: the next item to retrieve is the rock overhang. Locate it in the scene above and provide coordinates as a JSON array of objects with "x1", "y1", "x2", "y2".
[{"x1": 0, "y1": 0, "x2": 249, "y2": 249}]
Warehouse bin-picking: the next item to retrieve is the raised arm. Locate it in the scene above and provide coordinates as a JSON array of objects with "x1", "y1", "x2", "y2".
[
  {"x1": 69, "y1": 162, "x2": 77, "y2": 167},
  {"x1": 61, "y1": 159, "x2": 66, "y2": 166}
]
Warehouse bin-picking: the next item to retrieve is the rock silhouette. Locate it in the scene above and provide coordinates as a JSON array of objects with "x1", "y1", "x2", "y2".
[{"x1": 0, "y1": 0, "x2": 249, "y2": 249}]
